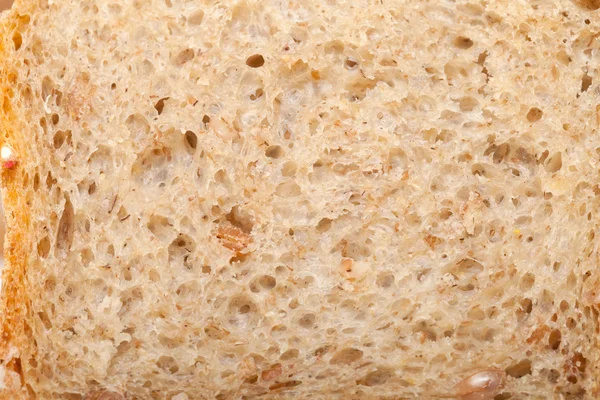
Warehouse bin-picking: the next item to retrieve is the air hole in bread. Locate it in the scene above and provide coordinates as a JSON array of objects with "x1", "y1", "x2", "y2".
[
  {"x1": 458, "y1": 96, "x2": 478, "y2": 112},
  {"x1": 467, "y1": 307, "x2": 486, "y2": 320},
  {"x1": 168, "y1": 233, "x2": 196, "y2": 261},
  {"x1": 33, "y1": 173, "x2": 40, "y2": 192},
  {"x1": 280, "y1": 349, "x2": 299, "y2": 360},
  {"x1": 288, "y1": 298, "x2": 299, "y2": 309},
  {"x1": 106, "y1": 244, "x2": 115, "y2": 258},
  {"x1": 297, "y1": 275, "x2": 315, "y2": 289},
  {"x1": 414, "y1": 320, "x2": 438, "y2": 341},
  {"x1": 228, "y1": 295, "x2": 257, "y2": 320},
  {"x1": 471, "y1": 163, "x2": 489, "y2": 177},
  {"x1": 41, "y1": 76, "x2": 55, "y2": 100},
  {"x1": 184, "y1": 130, "x2": 197, "y2": 151},
  {"x1": 330, "y1": 348, "x2": 363, "y2": 365},
  {"x1": 454, "y1": 258, "x2": 484, "y2": 276},
  {"x1": 249, "y1": 88, "x2": 264, "y2": 101},
  {"x1": 116, "y1": 206, "x2": 129, "y2": 221},
  {"x1": 544, "y1": 152, "x2": 562, "y2": 173},
  {"x1": 39, "y1": 116, "x2": 48, "y2": 135},
  {"x1": 344, "y1": 57, "x2": 358, "y2": 69},
  {"x1": 487, "y1": 142, "x2": 510, "y2": 164},
  {"x1": 53, "y1": 130, "x2": 71, "y2": 149},
  {"x1": 526, "y1": 107, "x2": 543, "y2": 122},
  {"x1": 86, "y1": 182, "x2": 97, "y2": 195},
  {"x1": 12, "y1": 32, "x2": 22, "y2": 51},
  {"x1": 549, "y1": 329, "x2": 562, "y2": 350},
  {"x1": 358, "y1": 368, "x2": 394, "y2": 386},
  {"x1": 453, "y1": 36, "x2": 474, "y2": 49},
  {"x1": 43, "y1": 277, "x2": 57, "y2": 294},
  {"x1": 51, "y1": 113, "x2": 59, "y2": 125},
  {"x1": 268, "y1": 380, "x2": 302, "y2": 391},
  {"x1": 581, "y1": 72, "x2": 592, "y2": 92},
  {"x1": 444, "y1": 59, "x2": 469, "y2": 80},
  {"x1": 265, "y1": 145, "x2": 283, "y2": 159},
  {"x1": 316, "y1": 218, "x2": 332, "y2": 233},
  {"x1": 147, "y1": 215, "x2": 173, "y2": 242},
  {"x1": 132, "y1": 147, "x2": 172, "y2": 186},
  {"x1": 118, "y1": 288, "x2": 144, "y2": 319},
  {"x1": 88, "y1": 146, "x2": 115, "y2": 174},
  {"x1": 275, "y1": 181, "x2": 301, "y2": 197},
  {"x1": 438, "y1": 209, "x2": 452, "y2": 221},
  {"x1": 173, "y1": 48, "x2": 195, "y2": 65},
  {"x1": 258, "y1": 275, "x2": 276, "y2": 290},
  {"x1": 200, "y1": 264, "x2": 212, "y2": 274},
  {"x1": 544, "y1": 369, "x2": 561, "y2": 385},
  {"x1": 519, "y1": 273, "x2": 535, "y2": 291},
  {"x1": 314, "y1": 345, "x2": 332, "y2": 357},
  {"x1": 41, "y1": 362, "x2": 54, "y2": 380},
  {"x1": 505, "y1": 359, "x2": 532, "y2": 378},
  {"x1": 566, "y1": 271, "x2": 577, "y2": 288},
  {"x1": 37, "y1": 236, "x2": 51, "y2": 258},
  {"x1": 56, "y1": 197, "x2": 74, "y2": 253},
  {"x1": 537, "y1": 149, "x2": 550, "y2": 165},
  {"x1": 332, "y1": 162, "x2": 359, "y2": 176},
  {"x1": 125, "y1": 113, "x2": 150, "y2": 140},
  {"x1": 156, "y1": 356, "x2": 179, "y2": 374},
  {"x1": 271, "y1": 324, "x2": 287, "y2": 336},
  {"x1": 80, "y1": 248, "x2": 94, "y2": 267},
  {"x1": 297, "y1": 313, "x2": 316, "y2": 329},
  {"x1": 37, "y1": 311, "x2": 52, "y2": 330},
  {"x1": 574, "y1": 0, "x2": 600, "y2": 10},
  {"x1": 204, "y1": 325, "x2": 227, "y2": 340},
  {"x1": 376, "y1": 272, "x2": 394, "y2": 288},
  {"x1": 188, "y1": 10, "x2": 204, "y2": 25},
  {"x1": 224, "y1": 206, "x2": 253, "y2": 234},
  {"x1": 154, "y1": 97, "x2": 169, "y2": 115},
  {"x1": 246, "y1": 54, "x2": 265, "y2": 68},
  {"x1": 281, "y1": 161, "x2": 297, "y2": 177},
  {"x1": 559, "y1": 300, "x2": 569, "y2": 312},
  {"x1": 20, "y1": 85, "x2": 33, "y2": 105}
]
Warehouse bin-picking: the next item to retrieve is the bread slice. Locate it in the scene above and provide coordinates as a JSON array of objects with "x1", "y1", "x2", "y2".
[{"x1": 1, "y1": 0, "x2": 599, "y2": 398}]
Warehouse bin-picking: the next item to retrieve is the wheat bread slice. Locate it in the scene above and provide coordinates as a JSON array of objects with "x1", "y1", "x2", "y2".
[{"x1": 0, "y1": 0, "x2": 599, "y2": 399}]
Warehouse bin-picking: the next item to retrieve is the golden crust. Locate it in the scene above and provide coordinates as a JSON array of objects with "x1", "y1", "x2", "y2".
[{"x1": 0, "y1": 1, "x2": 35, "y2": 398}]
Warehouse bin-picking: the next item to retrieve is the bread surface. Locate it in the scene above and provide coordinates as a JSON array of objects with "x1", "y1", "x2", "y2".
[{"x1": 0, "y1": 0, "x2": 600, "y2": 399}]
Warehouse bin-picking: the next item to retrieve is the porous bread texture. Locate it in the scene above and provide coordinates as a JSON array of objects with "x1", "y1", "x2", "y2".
[{"x1": 0, "y1": 0, "x2": 600, "y2": 399}]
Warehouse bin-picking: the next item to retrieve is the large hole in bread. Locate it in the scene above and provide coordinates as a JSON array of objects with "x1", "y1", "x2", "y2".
[
  {"x1": 56, "y1": 197, "x2": 74, "y2": 253},
  {"x1": 246, "y1": 54, "x2": 265, "y2": 68},
  {"x1": 453, "y1": 36, "x2": 474, "y2": 49},
  {"x1": 53, "y1": 130, "x2": 71, "y2": 149},
  {"x1": 184, "y1": 131, "x2": 198, "y2": 151},
  {"x1": 358, "y1": 368, "x2": 394, "y2": 386},
  {"x1": 147, "y1": 215, "x2": 174, "y2": 243},
  {"x1": 574, "y1": 0, "x2": 600, "y2": 10},
  {"x1": 188, "y1": 9, "x2": 204, "y2": 25},
  {"x1": 173, "y1": 48, "x2": 195, "y2": 65},
  {"x1": 329, "y1": 348, "x2": 363, "y2": 365},
  {"x1": 526, "y1": 107, "x2": 543, "y2": 122},
  {"x1": 156, "y1": 356, "x2": 179, "y2": 374},
  {"x1": 505, "y1": 359, "x2": 532, "y2": 378},
  {"x1": 12, "y1": 32, "x2": 22, "y2": 51},
  {"x1": 37, "y1": 236, "x2": 50, "y2": 258}
]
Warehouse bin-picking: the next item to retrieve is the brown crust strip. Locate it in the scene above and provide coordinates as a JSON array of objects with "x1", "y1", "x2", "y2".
[{"x1": 0, "y1": 2, "x2": 35, "y2": 398}]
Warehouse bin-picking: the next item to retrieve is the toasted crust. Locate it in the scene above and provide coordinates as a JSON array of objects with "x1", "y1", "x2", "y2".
[{"x1": 0, "y1": 1, "x2": 35, "y2": 398}]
